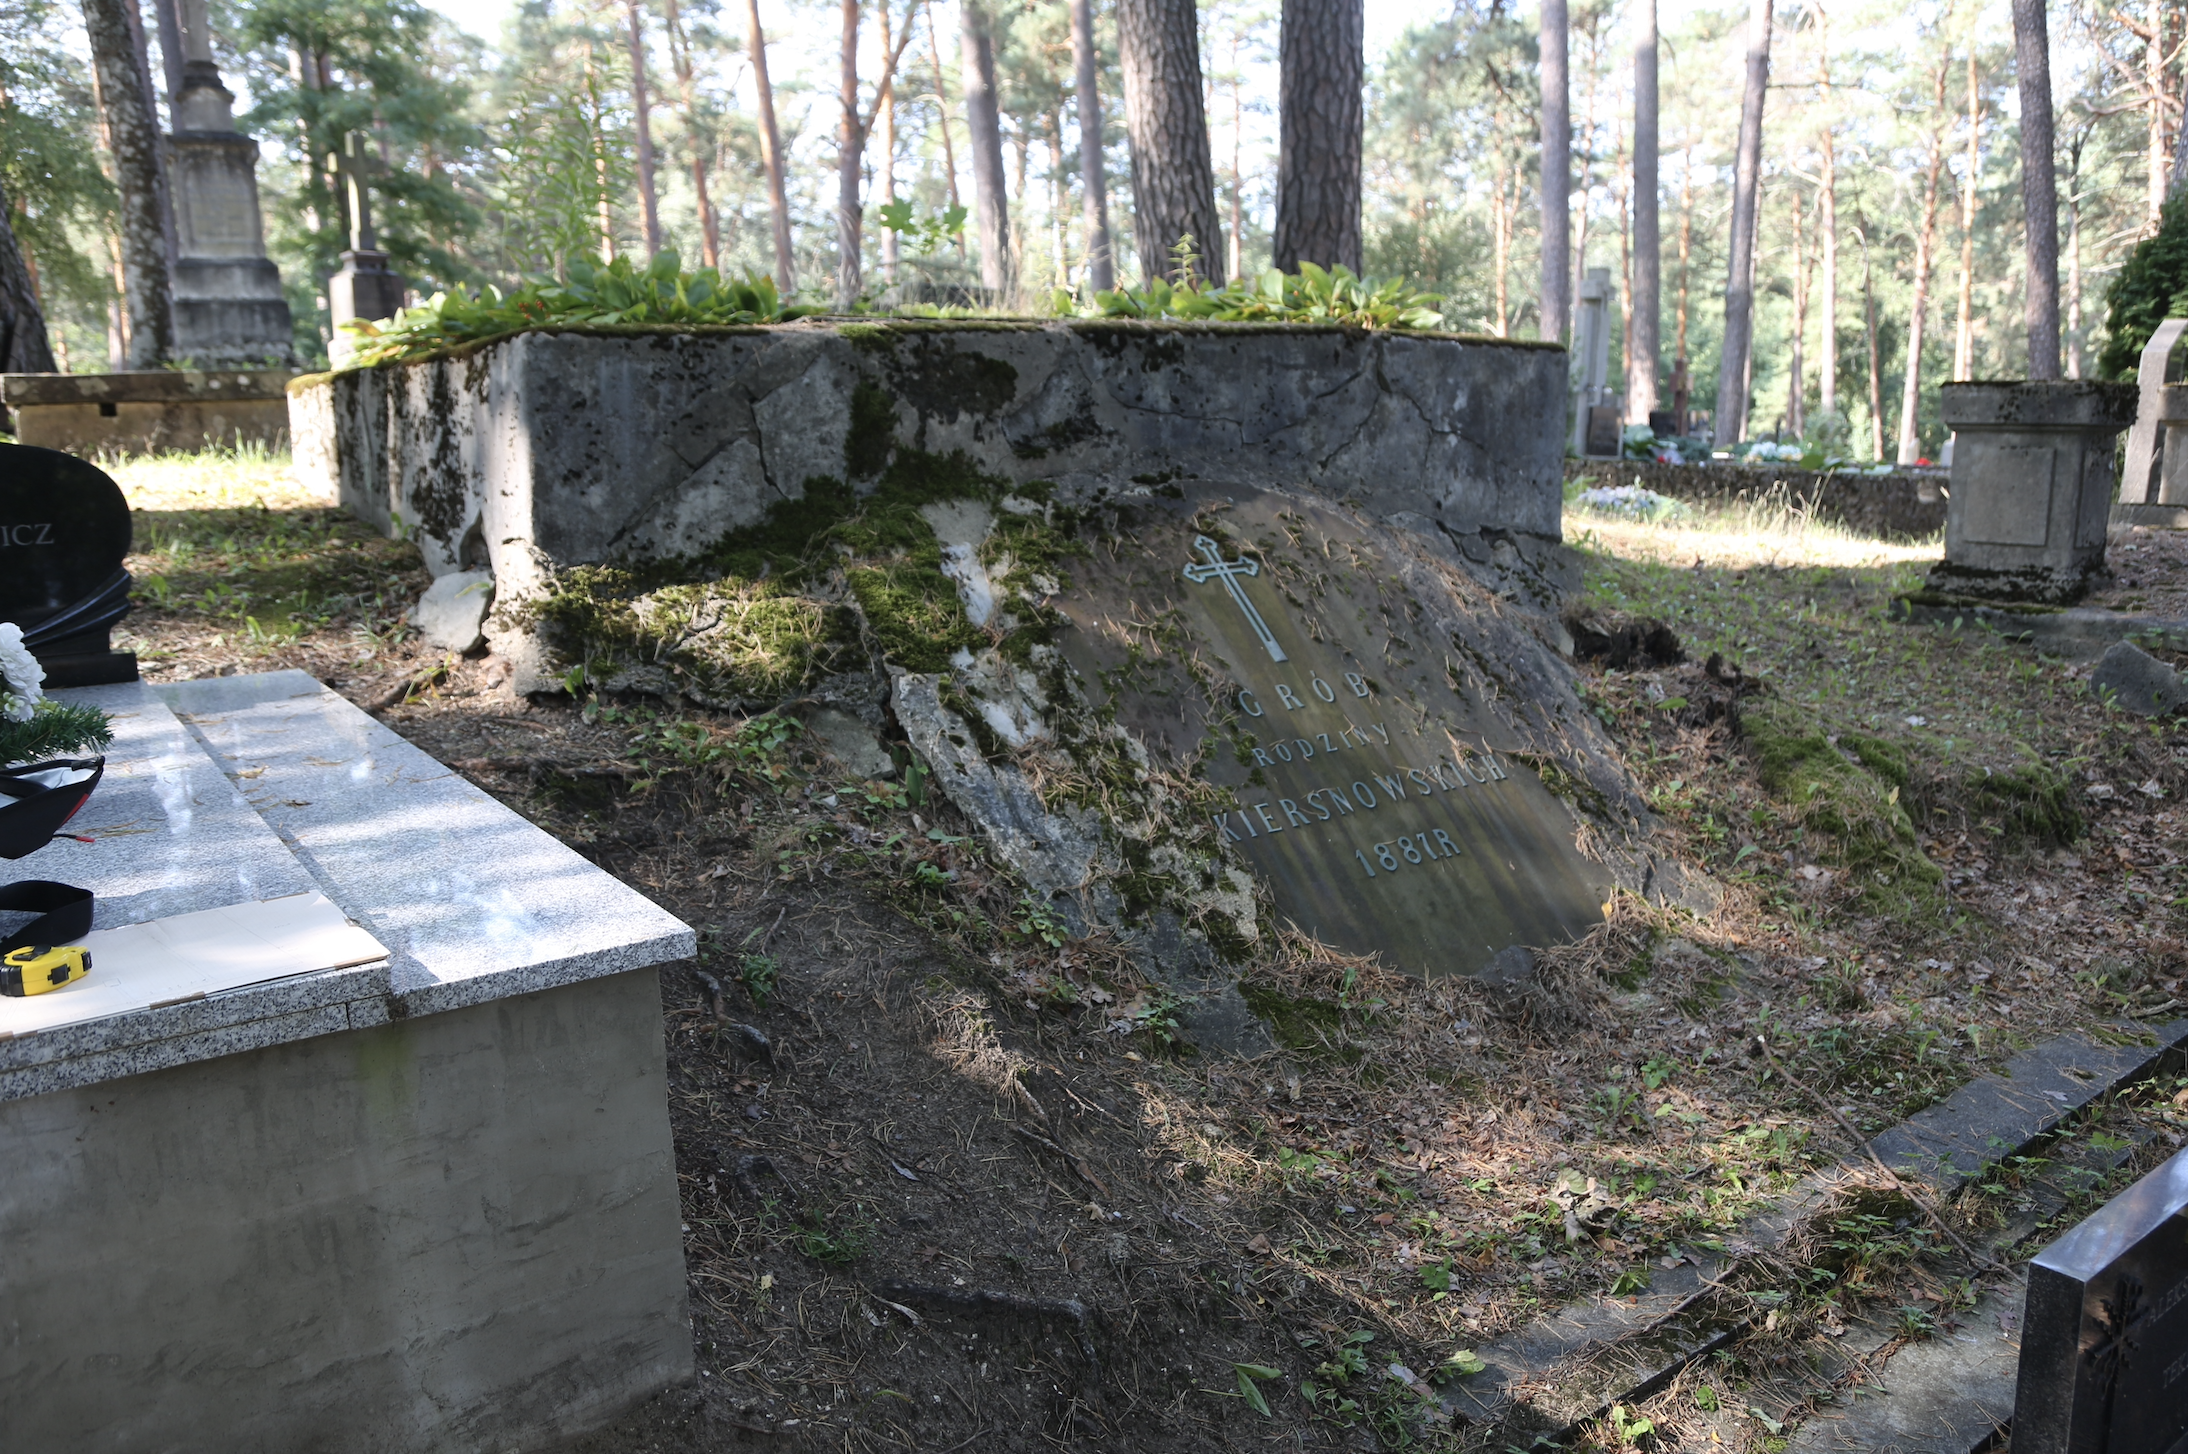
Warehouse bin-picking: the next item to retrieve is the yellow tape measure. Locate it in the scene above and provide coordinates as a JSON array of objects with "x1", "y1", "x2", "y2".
[{"x1": 1, "y1": 944, "x2": 90, "y2": 997}]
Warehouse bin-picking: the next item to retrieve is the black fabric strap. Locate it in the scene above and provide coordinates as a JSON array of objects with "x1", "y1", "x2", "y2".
[{"x1": 0, "y1": 880, "x2": 93, "y2": 954}]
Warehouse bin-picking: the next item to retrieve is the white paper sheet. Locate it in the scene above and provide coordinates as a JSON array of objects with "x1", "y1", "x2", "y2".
[{"x1": 0, "y1": 892, "x2": 387, "y2": 1038}]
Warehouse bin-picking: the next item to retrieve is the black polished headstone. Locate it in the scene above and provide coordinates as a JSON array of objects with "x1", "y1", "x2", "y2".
[
  {"x1": 0, "y1": 442, "x2": 137, "y2": 686},
  {"x1": 2014, "y1": 1144, "x2": 2188, "y2": 1454}
]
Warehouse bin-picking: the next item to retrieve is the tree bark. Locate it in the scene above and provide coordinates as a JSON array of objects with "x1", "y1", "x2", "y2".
[
  {"x1": 1787, "y1": 186, "x2": 1807, "y2": 435},
  {"x1": 2011, "y1": 0, "x2": 2060, "y2": 378},
  {"x1": 1712, "y1": 0, "x2": 1772, "y2": 445},
  {"x1": 1271, "y1": 0, "x2": 1362, "y2": 273},
  {"x1": 1119, "y1": 0, "x2": 1225, "y2": 285},
  {"x1": 627, "y1": 0, "x2": 662, "y2": 257},
  {"x1": 664, "y1": 0, "x2": 719, "y2": 269},
  {"x1": 1953, "y1": 53, "x2": 1979, "y2": 380},
  {"x1": 1856, "y1": 220, "x2": 1885, "y2": 459},
  {"x1": 0, "y1": 179, "x2": 58, "y2": 375},
  {"x1": 838, "y1": 0, "x2": 864, "y2": 307},
  {"x1": 82, "y1": 0, "x2": 174, "y2": 366},
  {"x1": 1818, "y1": 4, "x2": 1837, "y2": 415},
  {"x1": 1538, "y1": 0, "x2": 1569, "y2": 340},
  {"x1": 746, "y1": 0, "x2": 797, "y2": 293},
  {"x1": 961, "y1": 0, "x2": 1012, "y2": 295},
  {"x1": 1071, "y1": 0, "x2": 1114, "y2": 290},
  {"x1": 1896, "y1": 64, "x2": 1950, "y2": 466},
  {"x1": 1627, "y1": 0, "x2": 1659, "y2": 421},
  {"x1": 880, "y1": 1, "x2": 899, "y2": 285}
]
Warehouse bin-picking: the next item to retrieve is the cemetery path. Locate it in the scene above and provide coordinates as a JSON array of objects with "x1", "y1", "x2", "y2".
[{"x1": 89, "y1": 459, "x2": 2188, "y2": 1451}]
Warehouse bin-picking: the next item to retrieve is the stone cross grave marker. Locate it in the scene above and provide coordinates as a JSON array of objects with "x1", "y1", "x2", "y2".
[
  {"x1": 2013, "y1": 1143, "x2": 2188, "y2": 1453},
  {"x1": 0, "y1": 443, "x2": 138, "y2": 686},
  {"x1": 1052, "y1": 484, "x2": 1611, "y2": 979}
]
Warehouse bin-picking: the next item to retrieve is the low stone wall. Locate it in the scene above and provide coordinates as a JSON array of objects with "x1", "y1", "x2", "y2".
[
  {"x1": 1567, "y1": 458, "x2": 1947, "y2": 539},
  {"x1": 2, "y1": 369, "x2": 293, "y2": 455},
  {"x1": 292, "y1": 319, "x2": 1572, "y2": 593}
]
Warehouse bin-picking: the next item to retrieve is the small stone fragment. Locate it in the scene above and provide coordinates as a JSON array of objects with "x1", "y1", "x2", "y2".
[
  {"x1": 408, "y1": 570, "x2": 495, "y2": 653},
  {"x1": 2091, "y1": 639, "x2": 2183, "y2": 716}
]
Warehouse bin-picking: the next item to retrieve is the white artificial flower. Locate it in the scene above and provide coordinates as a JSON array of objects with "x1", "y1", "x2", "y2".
[{"x1": 0, "y1": 623, "x2": 44, "y2": 724}]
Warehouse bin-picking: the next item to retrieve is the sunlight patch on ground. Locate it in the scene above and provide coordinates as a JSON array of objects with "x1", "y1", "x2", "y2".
[
  {"x1": 104, "y1": 445, "x2": 331, "y2": 512},
  {"x1": 1565, "y1": 498, "x2": 1941, "y2": 572}
]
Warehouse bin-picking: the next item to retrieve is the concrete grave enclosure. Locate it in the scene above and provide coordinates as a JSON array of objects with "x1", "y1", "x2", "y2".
[{"x1": 299, "y1": 320, "x2": 1693, "y2": 983}]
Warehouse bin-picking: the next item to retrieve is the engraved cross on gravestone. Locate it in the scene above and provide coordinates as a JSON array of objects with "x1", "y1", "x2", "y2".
[{"x1": 1182, "y1": 535, "x2": 1287, "y2": 663}]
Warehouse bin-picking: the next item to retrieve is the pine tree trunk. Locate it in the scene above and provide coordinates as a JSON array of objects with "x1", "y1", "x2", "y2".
[
  {"x1": 1818, "y1": 8, "x2": 1837, "y2": 415},
  {"x1": 1118, "y1": 0, "x2": 1224, "y2": 285},
  {"x1": 960, "y1": 0, "x2": 1012, "y2": 296},
  {"x1": 1537, "y1": 0, "x2": 1569, "y2": 340},
  {"x1": 838, "y1": 0, "x2": 865, "y2": 307},
  {"x1": 2012, "y1": 0, "x2": 2061, "y2": 378},
  {"x1": 1787, "y1": 187, "x2": 1807, "y2": 436},
  {"x1": 1271, "y1": 0, "x2": 1362, "y2": 273},
  {"x1": 1628, "y1": 0, "x2": 1659, "y2": 421},
  {"x1": 746, "y1": 0, "x2": 797, "y2": 293},
  {"x1": 1897, "y1": 72, "x2": 1949, "y2": 465},
  {"x1": 82, "y1": 0, "x2": 174, "y2": 366},
  {"x1": 0, "y1": 179, "x2": 58, "y2": 375},
  {"x1": 1953, "y1": 54, "x2": 1978, "y2": 380},
  {"x1": 1859, "y1": 223, "x2": 1885, "y2": 459},
  {"x1": 881, "y1": 2, "x2": 899, "y2": 285},
  {"x1": 1072, "y1": 0, "x2": 1114, "y2": 290},
  {"x1": 1712, "y1": 0, "x2": 1772, "y2": 445},
  {"x1": 664, "y1": 0, "x2": 720, "y2": 269},
  {"x1": 627, "y1": 0, "x2": 662, "y2": 257}
]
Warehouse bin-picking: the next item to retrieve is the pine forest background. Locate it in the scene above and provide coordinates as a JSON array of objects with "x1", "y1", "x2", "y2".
[{"x1": 3, "y1": 0, "x2": 2180, "y2": 459}]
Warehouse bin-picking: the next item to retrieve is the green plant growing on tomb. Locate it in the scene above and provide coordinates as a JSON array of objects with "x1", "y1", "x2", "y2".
[
  {"x1": 1056, "y1": 260, "x2": 1447, "y2": 332},
  {"x1": 876, "y1": 199, "x2": 967, "y2": 257},
  {"x1": 337, "y1": 250, "x2": 821, "y2": 368}
]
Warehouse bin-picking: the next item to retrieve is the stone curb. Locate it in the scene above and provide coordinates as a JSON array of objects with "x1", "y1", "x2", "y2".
[
  {"x1": 1890, "y1": 596, "x2": 2188, "y2": 659},
  {"x1": 1437, "y1": 1021, "x2": 2188, "y2": 1448}
]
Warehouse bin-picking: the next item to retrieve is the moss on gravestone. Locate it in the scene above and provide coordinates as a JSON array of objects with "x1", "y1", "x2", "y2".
[
  {"x1": 845, "y1": 381, "x2": 897, "y2": 480},
  {"x1": 1234, "y1": 982, "x2": 1360, "y2": 1063},
  {"x1": 525, "y1": 445, "x2": 1093, "y2": 707}
]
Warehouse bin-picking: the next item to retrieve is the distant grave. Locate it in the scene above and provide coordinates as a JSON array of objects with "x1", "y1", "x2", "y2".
[{"x1": 299, "y1": 321, "x2": 1692, "y2": 983}]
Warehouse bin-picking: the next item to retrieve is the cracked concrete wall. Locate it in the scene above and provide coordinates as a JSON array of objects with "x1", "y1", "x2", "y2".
[{"x1": 294, "y1": 320, "x2": 1569, "y2": 593}]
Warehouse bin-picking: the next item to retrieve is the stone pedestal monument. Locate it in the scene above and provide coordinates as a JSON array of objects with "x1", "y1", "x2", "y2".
[
  {"x1": 1570, "y1": 268, "x2": 1619, "y2": 458},
  {"x1": 165, "y1": 0, "x2": 293, "y2": 367},
  {"x1": 326, "y1": 135, "x2": 405, "y2": 365},
  {"x1": 1921, "y1": 381, "x2": 2137, "y2": 605}
]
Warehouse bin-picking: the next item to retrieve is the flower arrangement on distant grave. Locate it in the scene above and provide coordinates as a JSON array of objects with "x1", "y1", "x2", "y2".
[{"x1": 0, "y1": 624, "x2": 111, "y2": 768}]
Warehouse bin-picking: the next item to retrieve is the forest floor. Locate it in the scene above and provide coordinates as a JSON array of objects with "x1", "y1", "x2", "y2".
[{"x1": 91, "y1": 448, "x2": 2188, "y2": 1453}]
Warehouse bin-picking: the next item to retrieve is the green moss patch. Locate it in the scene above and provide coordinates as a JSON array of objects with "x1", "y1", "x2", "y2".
[
  {"x1": 1740, "y1": 699, "x2": 1944, "y2": 906},
  {"x1": 1237, "y1": 981, "x2": 1361, "y2": 1063},
  {"x1": 528, "y1": 446, "x2": 1084, "y2": 708}
]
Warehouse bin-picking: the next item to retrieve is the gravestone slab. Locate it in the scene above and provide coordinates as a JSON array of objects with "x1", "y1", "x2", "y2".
[
  {"x1": 0, "y1": 442, "x2": 138, "y2": 685},
  {"x1": 2014, "y1": 1143, "x2": 2188, "y2": 1454},
  {"x1": 1034, "y1": 483, "x2": 1615, "y2": 979},
  {"x1": 2117, "y1": 319, "x2": 2188, "y2": 523}
]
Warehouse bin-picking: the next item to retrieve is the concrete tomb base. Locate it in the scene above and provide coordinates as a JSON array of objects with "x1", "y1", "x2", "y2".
[
  {"x1": 0, "y1": 671, "x2": 695, "y2": 1449},
  {"x1": 1922, "y1": 380, "x2": 2137, "y2": 606},
  {"x1": 0, "y1": 969, "x2": 688, "y2": 1452},
  {"x1": 1, "y1": 369, "x2": 294, "y2": 456}
]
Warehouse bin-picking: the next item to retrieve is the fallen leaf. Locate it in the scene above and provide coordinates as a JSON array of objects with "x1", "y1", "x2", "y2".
[{"x1": 1246, "y1": 1233, "x2": 1273, "y2": 1256}]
